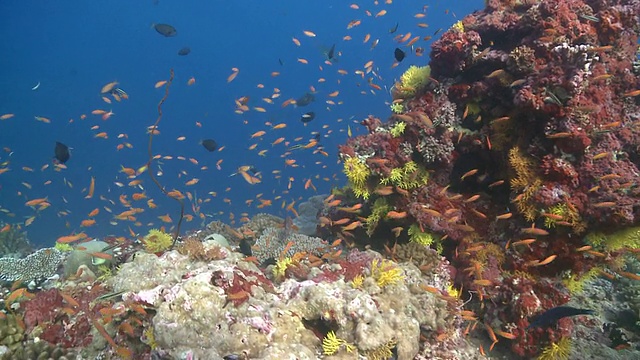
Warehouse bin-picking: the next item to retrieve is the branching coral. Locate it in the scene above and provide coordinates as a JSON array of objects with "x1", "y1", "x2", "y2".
[{"x1": 0, "y1": 248, "x2": 63, "y2": 282}]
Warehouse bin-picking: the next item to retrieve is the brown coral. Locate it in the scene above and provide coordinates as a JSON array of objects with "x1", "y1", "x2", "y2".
[
  {"x1": 177, "y1": 238, "x2": 225, "y2": 262},
  {"x1": 508, "y1": 147, "x2": 542, "y2": 221}
]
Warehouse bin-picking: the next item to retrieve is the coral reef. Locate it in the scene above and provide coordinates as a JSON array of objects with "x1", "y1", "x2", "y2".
[
  {"x1": 106, "y1": 240, "x2": 476, "y2": 359},
  {"x1": 332, "y1": 0, "x2": 640, "y2": 358}
]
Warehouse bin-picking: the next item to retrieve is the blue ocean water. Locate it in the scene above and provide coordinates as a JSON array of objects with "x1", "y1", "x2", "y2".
[{"x1": 0, "y1": 0, "x2": 484, "y2": 247}]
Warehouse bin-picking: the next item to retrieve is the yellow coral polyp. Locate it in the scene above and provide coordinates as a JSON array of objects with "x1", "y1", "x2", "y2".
[
  {"x1": 446, "y1": 284, "x2": 461, "y2": 299},
  {"x1": 537, "y1": 337, "x2": 571, "y2": 360},
  {"x1": 322, "y1": 331, "x2": 354, "y2": 355},
  {"x1": 390, "y1": 121, "x2": 406, "y2": 137},
  {"x1": 381, "y1": 161, "x2": 429, "y2": 190},
  {"x1": 398, "y1": 65, "x2": 431, "y2": 96},
  {"x1": 343, "y1": 156, "x2": 371, "y2": 199},
  {"x1": 272, "y1": 257, "x2": 293, "y2": 279},
  {"x1": 452, "y1": 20, "x2": 465, "y2": 33},
  {"x1": 371, "y1": 259, "x2": 404, "y2": 287},
  {"x1": 143, "y1": 229, "x2": 174, "y2": 253},
  {"x1": 390, "y1": 102, "x2": 404, "y2": 114},
  {"x1": 351, "y1": 274, "x2": 364, "y2": 288}
]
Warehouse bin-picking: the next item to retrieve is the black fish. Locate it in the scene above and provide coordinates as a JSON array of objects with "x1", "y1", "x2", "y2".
[
  {"x1": 301, "y1": 112, "x2": 315, "y2": 123},
  {"x1": 296, "y1": 92, "x2": 315, "y2": 107},
  {"x1": 177, "y1": 47, "x2": 191, "y2": 56},
  {"x1": 154, "y1": 23, "x2": 177, "y2": 37},
  {"x1": 54, "y1": 141, "x2": 70, "y2": 164},
  {"x1": 200, "y1": 139, "x2": 218, "y2": 152},
  {"x1": 327, "y1": 44, "x2": 336, "y2": 60},
  {"x1": 238, "y1": 239, "x2": 252, "y2": 256},
  {"x1": 394, "y1": 48, "x2": 406, "y2": 62},
  {"x1": 389, "y1": 22, "x2": 399, "y2": 34},
  {"x1": 528, "y1": 306, "x2": 595, "y2": 328}
]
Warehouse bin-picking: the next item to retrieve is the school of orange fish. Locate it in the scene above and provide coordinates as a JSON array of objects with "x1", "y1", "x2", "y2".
[{"x1": 0, "y1": 1, "x2": 453, "y2": 245}]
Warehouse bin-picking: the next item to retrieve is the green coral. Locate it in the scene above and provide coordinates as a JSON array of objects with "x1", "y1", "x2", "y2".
[
  {"x1": 96, "y1": 264, "x2": 114, "y2": 282},
  {"x1": 398, "y1": 65, "x2": 431, "y2": 96},
  {"x1": 54, "y1": 242, "x2": 73, "y2": 252},
  {"x1": 408, "y1": 224, "x2": 444, "y2": 253},
  {"x1": 584, "y1": 226, "x2": 640, "y2": 252},
  {"x1": 563, "y1": 267, "x2": 600, "y2": 295},
  {"x1": 343, "y1": 156, "x2": 371, "y2": 199},
  {"x1": 390, "y1": 102, "x2": 404, "y2": 114},
  {"x1": 387, "y1": 168, "x2": 404, "y2": 183},
  {"x1": 408, "y1": 224, "x2": 434, "y2": 246},
  {"x1": 381, "y1": 161, "x2": 429, "y2": 189},
  {"x1": 143, "y1": 229, "x2": 174, "y2": 253},
  {"x1": 366, "y1": 198, "x2": 391, "y2": 236},
  {"x1": 390, "y1": 121, "x2": 406, "y2": 137},
  {"x1": 371, "y1": 259, "x2": 404, "y2": 287},
  {"x1": 543, "y1": 203, "x2": 569, "y2": 228}
]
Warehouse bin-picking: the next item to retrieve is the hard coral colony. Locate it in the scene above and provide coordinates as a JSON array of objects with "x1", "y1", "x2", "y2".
[{"x1": 0, "y1": 0, "x2": 639, "y2": 360}]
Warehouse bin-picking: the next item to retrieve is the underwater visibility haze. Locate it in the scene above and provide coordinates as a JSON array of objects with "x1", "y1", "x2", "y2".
[{"x1": 1, "y1": 0, "x2": 640, "y2": 359}]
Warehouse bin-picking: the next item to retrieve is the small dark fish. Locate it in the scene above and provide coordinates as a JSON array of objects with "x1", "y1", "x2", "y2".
[
  {"x1": 238, "y1": 239, "x2": 252, "y2": 257},
  {"x1": 301, "y1": 111, "x2": 315, "y2": 123},
  {"x1": 54, "y1": 141, "x2": 70, "y2": 164},
  {"x1": 327, "y1": 44, "x2": 336, "y2": 60},
  {"x1": 279, "y1": 58, "x2": 284, "y2": 66},
  {"x1": 528, "y1": 306, "x2": 595, "y2": 328},
  {"x1": 200, "y1": 139, "x2": 218, "y2": 152},
  {"x1": 394, "y1": 48, "x2": 406, "y2": 62},
  {"x1": 296, "y1": 92, "x2": 315, "y2": 107},
  {"x1": 389, "y1": 22, "x2": 399, "y2": 34},
  {"x1": 177, "y1": 47, "x2": 191, "y2": 56},
  {"x1": 154, "y1": 23, "x2": 177, "y2": 37}
]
